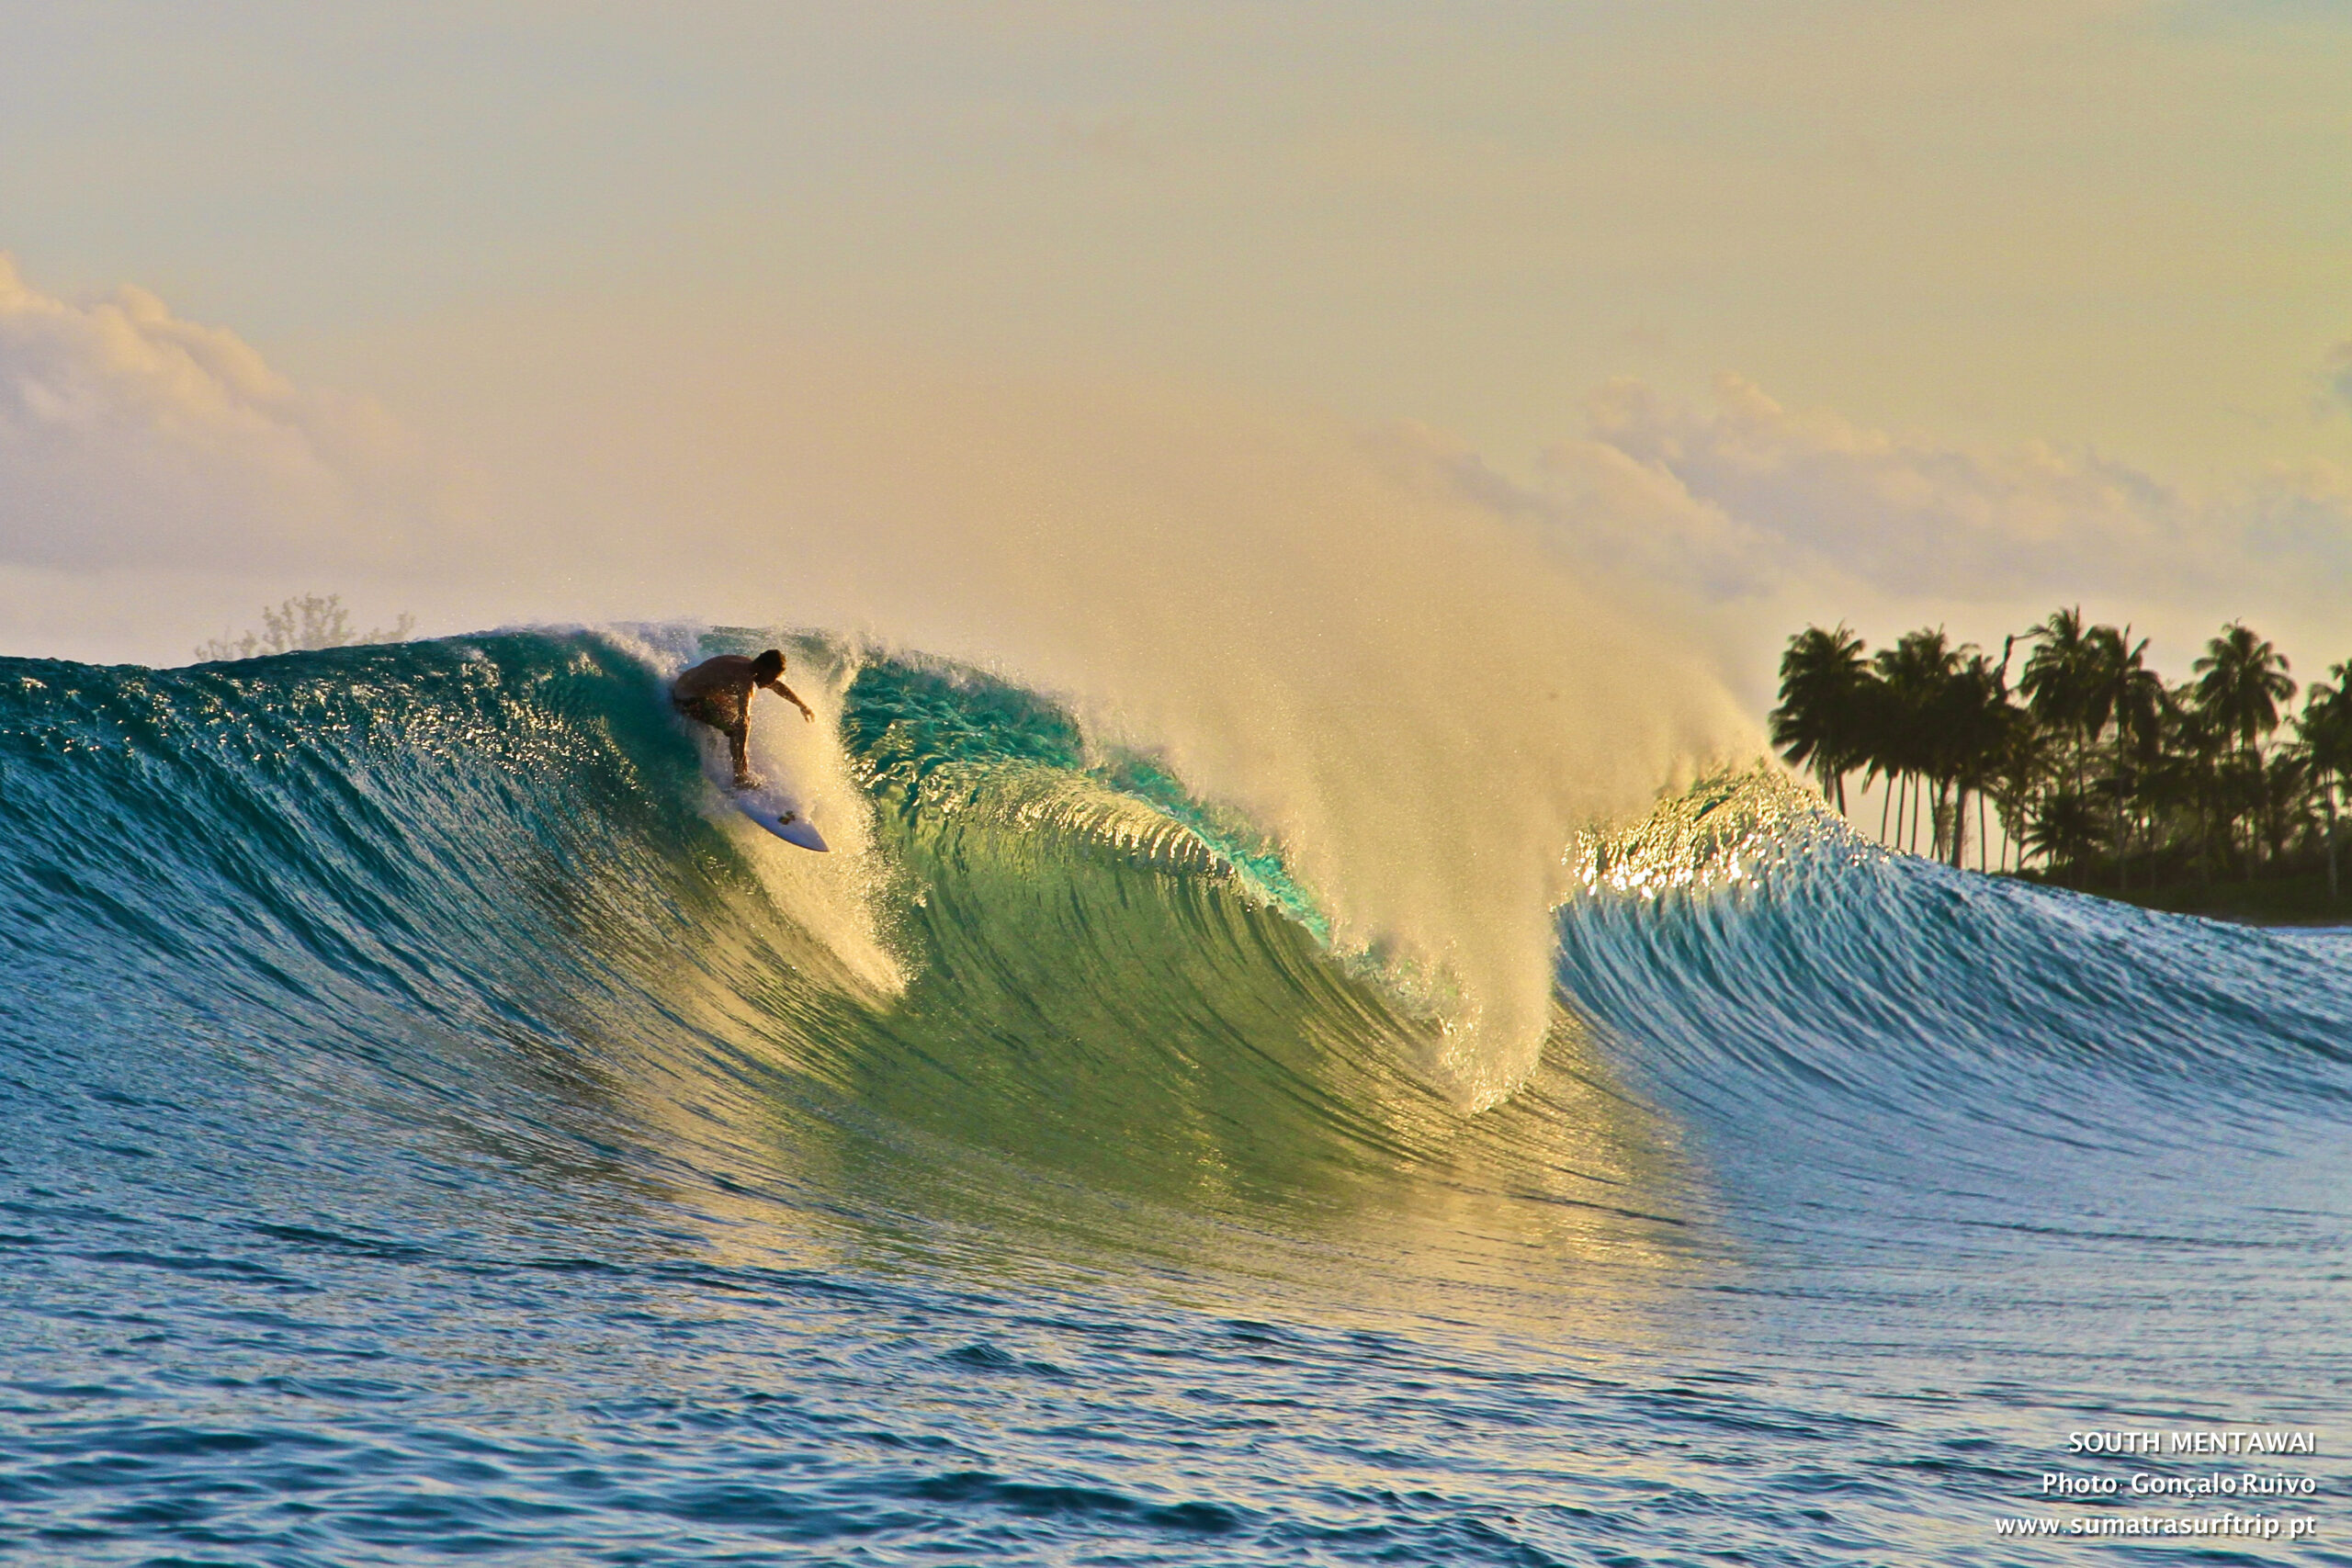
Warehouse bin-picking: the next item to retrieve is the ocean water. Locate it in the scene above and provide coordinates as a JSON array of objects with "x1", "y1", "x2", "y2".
[{"x1": 1, "y1": 628, "x2": 2345, "y2": 1565}]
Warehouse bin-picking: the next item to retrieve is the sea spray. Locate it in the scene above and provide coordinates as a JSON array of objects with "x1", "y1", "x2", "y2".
[
  {"x1": 1568, "y1": 765, "x2": 1853, "y2": 901},
  {"x1": 374, "y1": 323, "x2": 1761, "y2": 1104},
  {"x1": 622, "y1": 370, "x2": 1757, "y2": 1105}
]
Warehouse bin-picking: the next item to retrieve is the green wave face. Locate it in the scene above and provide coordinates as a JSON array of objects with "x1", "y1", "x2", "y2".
[{"x1": 0, "y1": 629, "x2": 1700, "y2": 1308}]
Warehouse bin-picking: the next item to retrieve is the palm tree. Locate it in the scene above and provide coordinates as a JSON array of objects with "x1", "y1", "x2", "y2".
[
  {"x1": 2021, "y1": 607, "x2": 2103, "y2": 798},
  {"x1": 2259, "y1": 750, "x2": 2315, "y2": 872},
  {"x1": 2192, "y1": 622, "x2": 2297, "y2": 877},
  {"x1": 2298, "y1": 662, "x2": 2352, "y2": 902},
  {"x1": 1770, "y1": 625, "x2": 1871, "y2": 814},
  {"x1": 2025, "y1": 784, "x2": 2106, "y2": 883},
  {"x1": 2161, "y1": 684, "x2": 2233, "y2": 883},
  {"x1": 1872, "y1": 628, "x2": 1967, "y2": 856},
  {"x1": 1988, "y1": 717, "x2": 2059, "y2": 874},
  {"x1": 2092, "y1": 626, "x2": 2163, "y2": 890},
  {"x1": 1930, "y1": 649, "x2": 2015, "y2": 870}
]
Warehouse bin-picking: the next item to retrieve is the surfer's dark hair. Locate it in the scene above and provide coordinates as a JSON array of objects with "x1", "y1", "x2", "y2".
[{"x1": 753, "y1": 649, "x2": 785, "y2": 681}]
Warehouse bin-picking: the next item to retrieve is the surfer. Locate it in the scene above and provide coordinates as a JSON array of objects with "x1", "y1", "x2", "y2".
[{"x1": 671, "y1": 649, "x2": 814, "y2": 789}]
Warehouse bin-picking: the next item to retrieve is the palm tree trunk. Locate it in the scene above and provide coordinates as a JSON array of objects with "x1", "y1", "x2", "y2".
[
  {"x1": 2245, "y1": 740, "x2": 2262, "y2": 883},
  {"x1": 1951, "y1": 783, "x2": 1968, "y2": 868},
  {"x1": 2245, "y1": 769, "x2": 2257, "y2": 881},
  {"x1": 2329, "y1": 780, "x2": 2340, "y2": 904},
  {"x1": 2114, "y1": 779, "x2": 2126, "y2": 893},
  {"x1": 1878, "y1": 775, "x2": 1892, "y2": 845}
]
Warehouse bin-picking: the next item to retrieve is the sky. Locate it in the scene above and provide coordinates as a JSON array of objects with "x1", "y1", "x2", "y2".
[{"x1": 3, "y1": 0, "x2": 2349, "y2": 702}]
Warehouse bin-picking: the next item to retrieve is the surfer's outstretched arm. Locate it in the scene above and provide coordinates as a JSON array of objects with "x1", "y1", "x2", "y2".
[{"x1": 768, "y1": 681, "x2": 816, "y2": 723}]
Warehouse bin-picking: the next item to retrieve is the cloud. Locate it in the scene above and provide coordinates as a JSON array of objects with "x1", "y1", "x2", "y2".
[
  {"x1": 2242, "y1": 456, "x2": 2352, "y2": 585},
  {"x1": 0, "y1": 253, "x2": 419, "y2": 575},
  {"x1": 1402, "y1": 371, "x2": 2352, "y2": 668},
  {"x1": 1535, "y1": 373, "x2": 2205, "y2": 599}
]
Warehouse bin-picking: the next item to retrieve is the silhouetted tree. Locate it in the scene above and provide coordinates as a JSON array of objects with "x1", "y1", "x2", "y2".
[
  {"x1": 2298, "y1": 663, "x2": 2352, "y2": 902},
  {"x1": 2192, "y1": 622, "x2": 2296, "y2": 878},
  {"x1": 1770, "y1": 624, "x2": 1871, "y2": 814},
  {"x1": 1929, "y1": 648, "x2": 2012, "y2": 869},
  {"x1": 196, "y1": 593, "x2": 416, "y2": 662},
  {"x1": 2021, "y1": 607, "x2": 2104, "y2": 798},
  {"x1": 1775, "y1": 609, "x2": 2339, "y2": 899},
  {"x1": 2026, "y1": 785, "x2": 2105, "y2": 883},
  {"x1": 1872, "y1": 629, "x2": 1970, "y2": 856},
  {"x1": 2093, "y1": 626, "x2": 2163, "y2": 890}
]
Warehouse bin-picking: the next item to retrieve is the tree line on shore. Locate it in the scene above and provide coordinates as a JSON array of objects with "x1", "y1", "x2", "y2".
[{"x1": 1770, "y1": 610, "x2": 2351, "y2": 898}]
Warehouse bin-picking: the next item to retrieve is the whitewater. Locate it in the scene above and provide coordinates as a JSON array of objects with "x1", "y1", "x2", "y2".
[{"x1": 2, "y1": 626, "x2": 2346, "y2": 1565}]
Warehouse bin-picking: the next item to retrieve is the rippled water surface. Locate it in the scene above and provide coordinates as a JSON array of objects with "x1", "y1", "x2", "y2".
[{"x1": 3, "y1": 633, "x2": 2346, "y2": 1563}]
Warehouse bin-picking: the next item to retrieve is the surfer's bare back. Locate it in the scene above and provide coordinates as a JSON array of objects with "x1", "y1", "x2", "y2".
[{"x1": 672, "y1": 649, "x2": 813, "y2": 789}]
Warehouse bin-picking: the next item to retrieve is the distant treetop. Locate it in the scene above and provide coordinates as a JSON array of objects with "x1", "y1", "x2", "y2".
[{"x1": 195, "y1": 593, "x2": 416, "y2": 662}]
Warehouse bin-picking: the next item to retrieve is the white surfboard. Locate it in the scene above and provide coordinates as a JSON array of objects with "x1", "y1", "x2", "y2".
[
  {"x1": 733, "y1": 788, "x2": 829, "y2": 852},
  {"x1": 695, "y1": 745, "x2": 829, "y2": 852}
]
